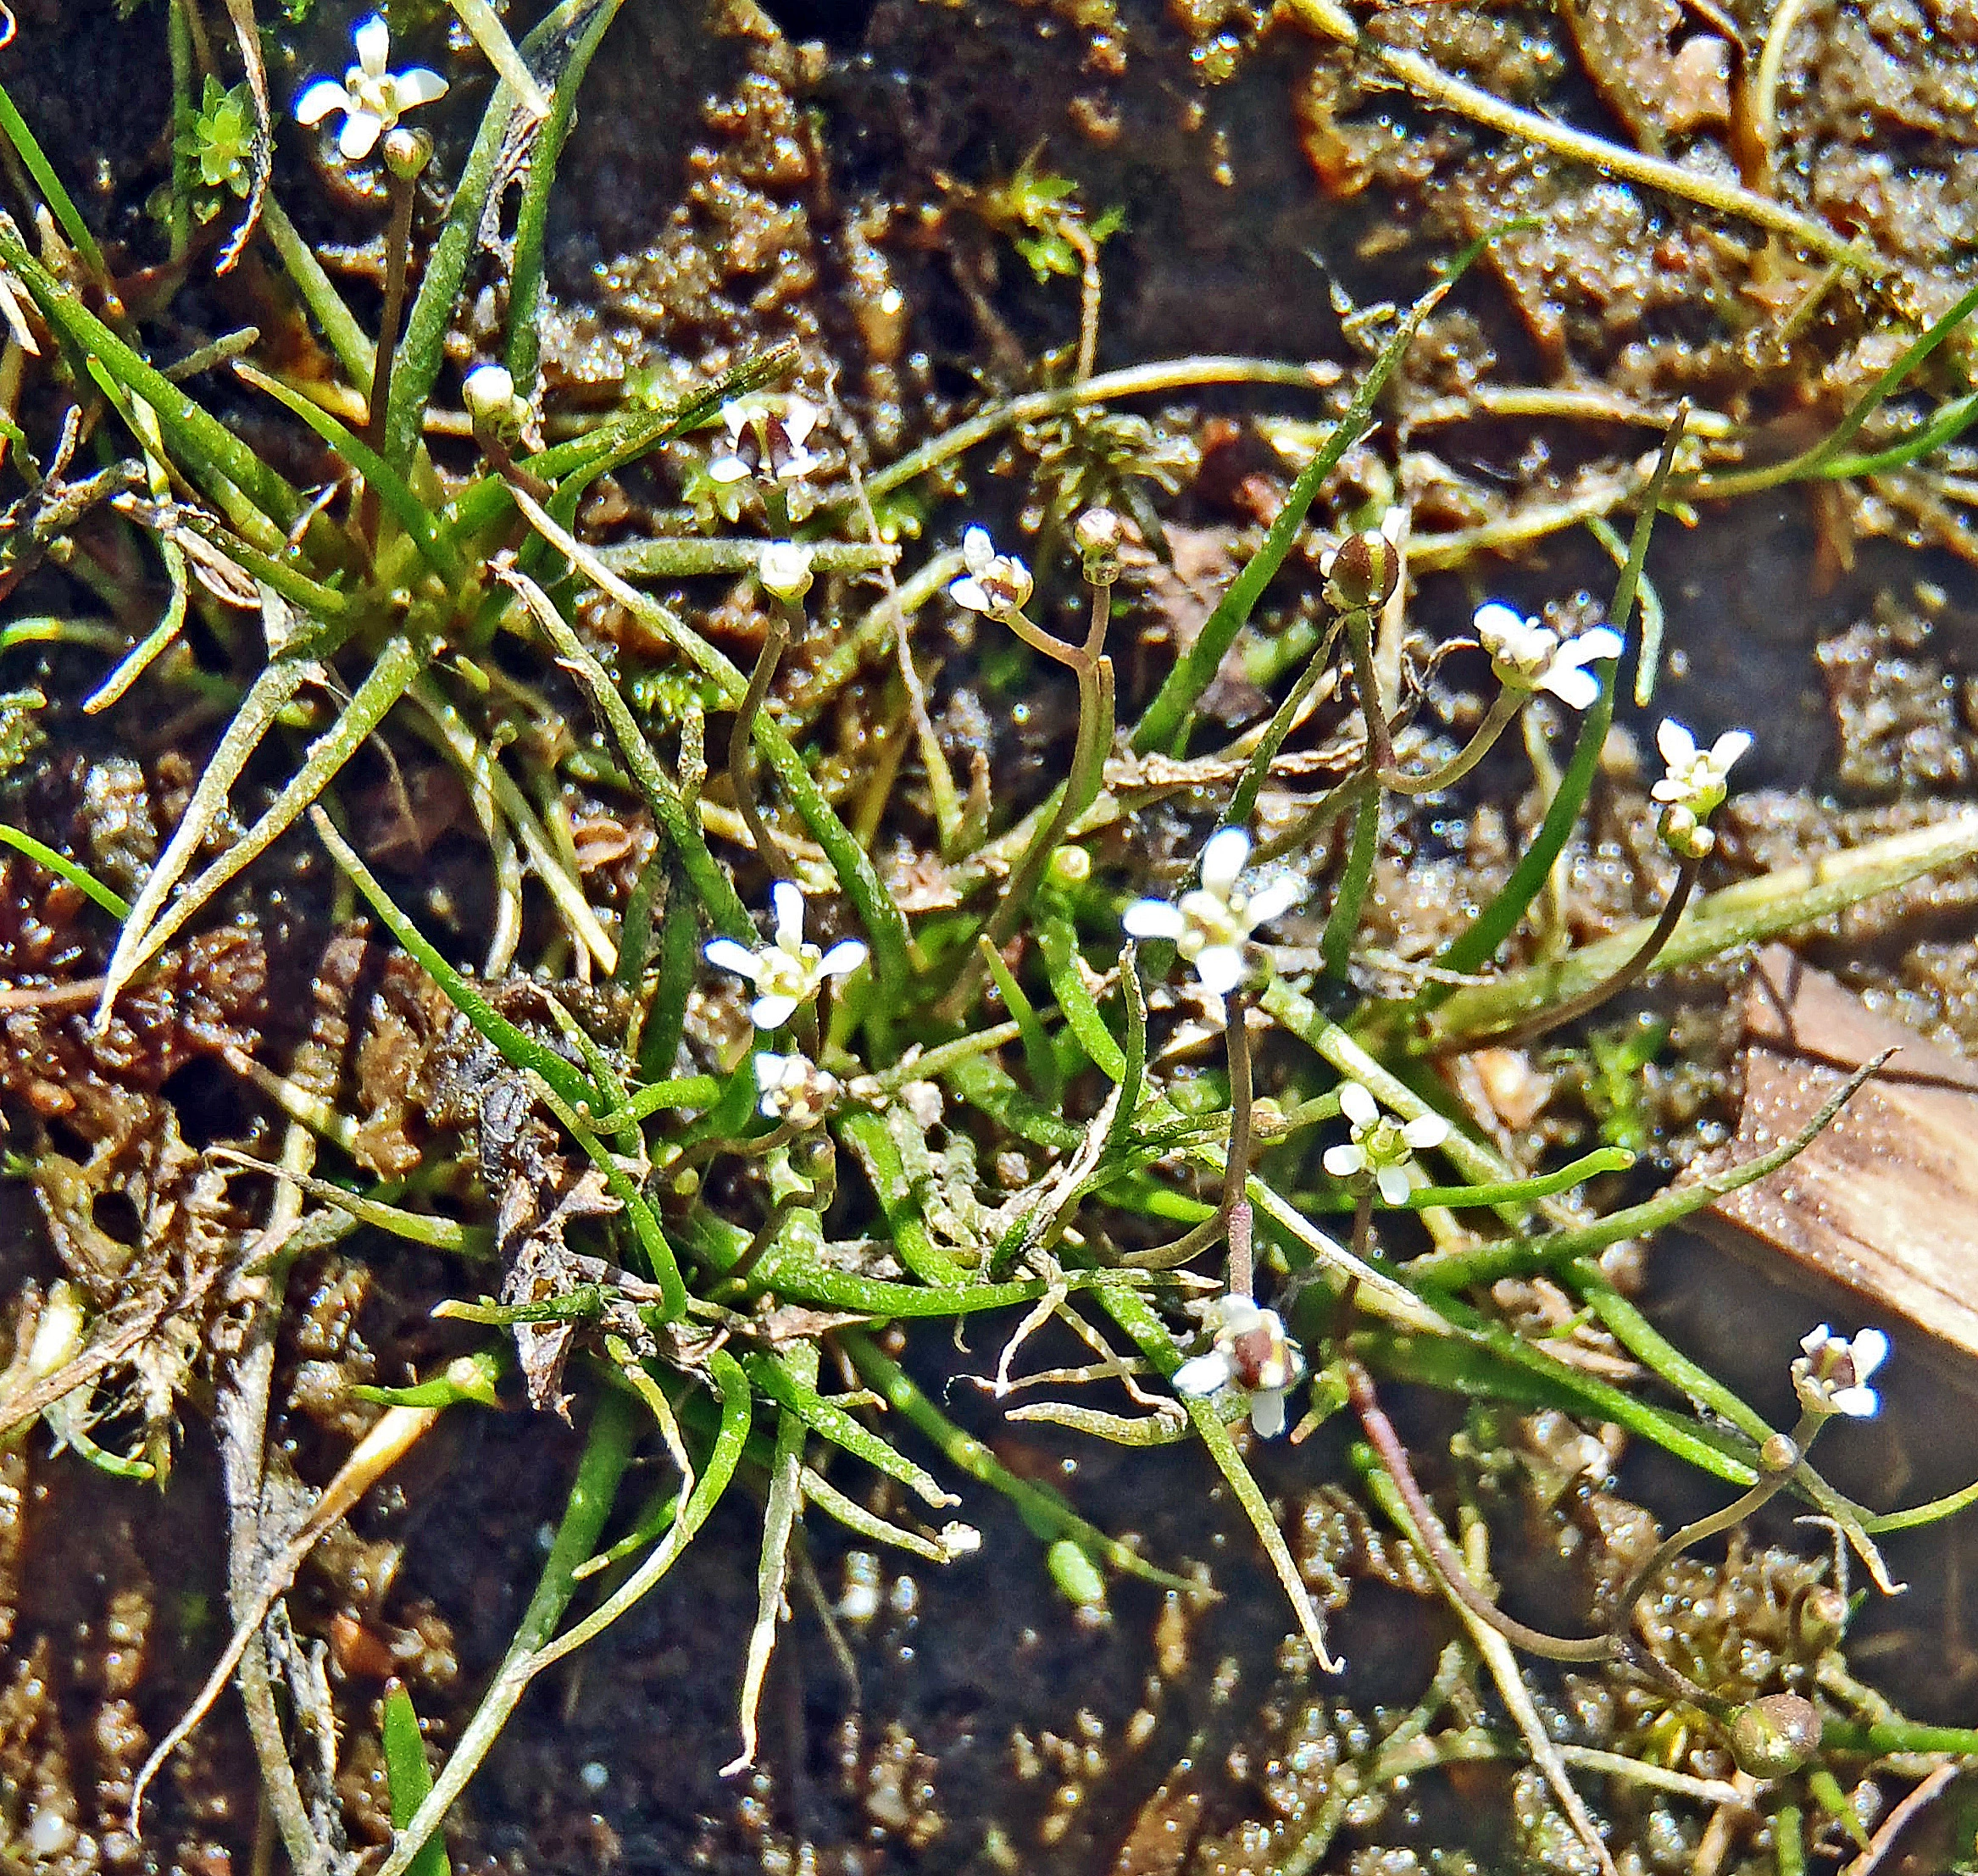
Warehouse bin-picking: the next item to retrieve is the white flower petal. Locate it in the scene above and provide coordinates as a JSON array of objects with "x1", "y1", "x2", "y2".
[
  {"x1": 753, "y1": 1052, "x2": 793, "y2": 1091},
  {"x1": 1322, "y1": 1142, "x2": 1364, "y2": 1179},
  {"x1": 1122, "y1": 900, "x2": 1186, "y2": 941},
  {"x1": 1206, "y1": 1295, "x2": 1264, "y2": 1335},
  {"x1": 1200, "y1": 826, "x2": 1252, "y2": 894},
  {"x1": 771, "y1": 881, "x2": 806, "y2": 950},
  {"x1": 948, "y1": 576, "x2": 991, "y2": 613},
  {"x1": 1193, "y1": 946, "x2": 1246, "y2": 995},
  {"x1": 1570, "y1": 626, "x2": 1624, "y2": 664},
  {"x1": 1830, "y1": 1384, "x2": 1880, "y2": 1418},
  {"x1": 1172, "y1": 1351, "x2": 1233, "y2": 1397},
  {"x1": 704, "y1": 938, "x2": 763, "y2": 982},
  {"x1": 294, "y1": 78, "x2": 352, "y2": 125},
  {"x1": 1337, "y1": 1081, "x2": 1380, "y2": 1129},
  {"x1": 392, "y1": 65, "x2": 449, "y2": 107},
  {"x1": 338, "y1": 109, "x2": 385, "y2": 159},
  {"x1": 962, "y1": 526, "x2": 994, "y2": 574},
  {"x1": 783, "y1": 398, "x2": 820, "y2": 447},
  {"x1": 1376, "y1": 1163, "x2": 1412, "y2": 1207},
  {"x1": 819, "y1": 939, "x2": 869, "y2": 979},
  {"x1": 1800, "y1": 1323, "x2": 1834, "y2": 1357},
  {"x1": 1242, "y1": 876, "x2": 1303, "y2": 929},
  {"x1": 1712, "y1": 729, "x2": 1753, "y2": 771},
  {"x1": 751, "y1": 992, "x2": 800, "y2": 1030},
  {"x1": 353, "y1": 13, "x2": 392, "y2": 77},
  {"x1": 708, "y1": 454, "x2": 750, "y2": 484},
  {"x1": 1403, "y1": 1113, "x2": 1450, "y2": 1151},
  {"x1": 1542, "y1": 663, "x2": 1601, "y2": 711},
  {"x1": 1473, "y1": 601, "x2": 1528, "y2": 642},
  {"x1": 1249, "y1": 1387, "x2": 1289, "y2": 1439},
  {"x1": 1851, "y1": 1328, "x2": 1890, "y2": 1381},
  {"x1": 1659, "y1": 718, "x2": 1699, "y2": 767}
]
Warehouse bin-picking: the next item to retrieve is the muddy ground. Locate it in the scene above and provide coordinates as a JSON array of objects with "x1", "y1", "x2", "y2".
[{"x1": 4, "y1": 0, "x2": 1978, "y2": 1870}]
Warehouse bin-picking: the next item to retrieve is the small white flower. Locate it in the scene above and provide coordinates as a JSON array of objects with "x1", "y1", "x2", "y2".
[
  {"x1": 708, "y1": 395, "x2": 824, "y2": 486},
  {"x1": 704, "y1": 882, "x2": 867, "y2": 1030},
  {"x1": 758, "y1": 540, "x2": 816, "y2": 602},
  {"x1": 948, "y1": 526, "x2": 1035, "y2": 620},
  {"x1": 1473, "y1": 602, "x2": 1624, "y2": 713},
  {"x1": 1794, "y1": 1324, "x2": 1889, "y2": 1420},
  {"x1": 1122, "y1": 826, "x2": 1302, "y2": 997},
  {"x1": 1651, "y1": 718, "x2": 1751, "y2": 819},
  {"x1": 753, "y1": 1050, "x2": 841, "y2": 1126},
  {"x1": 294, "y1": 14, "x2": 447, "y2": 162},
  {"x1": 1172, "y1": 1295, "x2": 1306, "y2": 1438},
  {"x1": 1321, "y1": 1080, "x2": 1448, "y2": 1206}
]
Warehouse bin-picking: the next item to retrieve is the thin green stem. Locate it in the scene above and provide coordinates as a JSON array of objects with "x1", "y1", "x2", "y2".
[
  {"x1": 1381, "y1": 687, "x2": 1524, "y2": 797},
  {"x1": 1448, "y1": 855, "x2": 1700, "y2": 1052},
  {"x1": 731, "y1": 607, "x2": 794, "y2": 881},
  {"x1": 1225, "y1": 615, "x2": 1345, "y2": 826},
  {"x1": 1320, "y1": 787, "x2": 1381, "y2": 979}
]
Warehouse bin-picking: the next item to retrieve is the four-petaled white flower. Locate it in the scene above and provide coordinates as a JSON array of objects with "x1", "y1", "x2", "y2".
[
  {"x1": 295, "y1": 14, "x2": 447, "y2": 162},
  {"x1": 758, "y1": 540, "x2": 815, "y2": 602},
  {"x1": 1122, "y1": 826, "x2": 1302, "y2": 997},
  {"x1": 753, "y1": 1050, "x2": 841, "y2": 1126},
  {"x1": 709, "y1": 395, "x2": 823, "y2": 486},
  {"x1": 704, "y1": 883, "x2": 868, "y2": 1030},
  {"x1": 1473, "y1": 602, "x2": 1624, "y2": 712},
  {"x1": 948, "y1": 526, "x2": 1034, "y2": 620},
  {"x1": 1321, "y1": 1081, "x2": 1449, "y2": 1206},
  {"x1": 1794, "y1": 1324, "x2": 1889, "y2": 1420},
  {"x1": 1651, "y1": 718, "x2": 1751, "y2": 819},
  {"x1": 1172, "y1": 1295, "x2": 1307, "y2": 1438}
]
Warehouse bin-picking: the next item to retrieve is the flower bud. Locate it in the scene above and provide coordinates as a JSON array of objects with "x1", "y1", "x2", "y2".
[
  {"x1": 464, "y1": 364, "x2": 518, "y2": 423},
  {"x1": 1074, "y1": 506, "x2": 1124, "y2": 586},
  {"x1": 1659, "y1": 803, "x2": 1716, "y2": 861},
  {"x1": 1727, "y1": 1693, "x2": 1822, "y2": 1779},
  {"x1": 758, "y1": 540, "x2": 816, "y2": 602},
  {"x1": 1759, "y1": 1432, "x2": 1800, "y2": 1474},
  {"x1": 1047, "y1": 843, "x2": 1092, "y2": 888},
  {"x1": 1793, "y1": 1584, "x2": 1849, "y2": 1654},
  {"x1": 381, "y1": 125, "x2": 433, "y2": 180},
  {"x1": 1323, "y1": 528, "x2": 1400, "y2": 613}
]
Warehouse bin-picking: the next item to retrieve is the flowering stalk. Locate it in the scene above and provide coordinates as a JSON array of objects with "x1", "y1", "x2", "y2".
[
  {"x1": 976, "y1": 514, "x2": 1119, "y2": 953},
  {"x1": 1447, "y1": 718, "x2": 1748, "y2": 1051},
  {"x1": 729, "y1": 543, "x2": 816, "y2": 885},
  {"x1": 1605, "y1": 1325, "x2": 1886, "y2": 1639},
  {"x1": 1118, "y1": 994, "x2": 1254, "y2": 1270}
]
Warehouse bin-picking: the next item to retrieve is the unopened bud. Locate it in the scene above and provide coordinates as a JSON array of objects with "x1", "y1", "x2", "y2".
[
  {"x1": 758, "y1": 540, "x2": 816, "y2": 602},
  {"x1": 1759, "y1": 1432, "x2": 1800, "y2": 1474},
  {"x1": 1728, "y1": 1693, "x2": 1822, "y2": 1779},
  {"x1": 1074, "y1": 506, "x2": 1124, "y2": 586},
  {"x1": 381, "y1": 126, "x2": 433, "y2": 180},
  {"x1": 1793, "y1": 1585, "x2": 1849, "y2": 1654},
  {"x1": 1323, "y1": 528, "x2": 1400, "y2": 613},
  {"x1": 1659, "y1": 803, "x2": 1716, "y2": 861},
  {"x1": 464, "y1": 363, "x2": 526, "y2": 447},
  {"x1": 1047, "y1": 843, "x2": 1092, "y2": 888}
]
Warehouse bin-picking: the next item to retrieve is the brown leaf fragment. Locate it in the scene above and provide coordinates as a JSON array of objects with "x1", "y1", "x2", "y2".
[
  {"x1": 1696, "y1": 946, "x2": 1978, "y2": 1363},
  {"x1": 1561, "y1": 0, "x2": 1731, "y2": 149}
]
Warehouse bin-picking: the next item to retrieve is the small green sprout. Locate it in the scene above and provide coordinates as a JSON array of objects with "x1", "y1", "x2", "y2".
[{"x1": 186, "y1": 77, "x2": 255, "y2": 199}]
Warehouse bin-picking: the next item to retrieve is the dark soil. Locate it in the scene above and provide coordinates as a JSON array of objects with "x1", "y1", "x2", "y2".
[{"x1": 3, "y1": 1, "x2": 1978, "y2": 1872}]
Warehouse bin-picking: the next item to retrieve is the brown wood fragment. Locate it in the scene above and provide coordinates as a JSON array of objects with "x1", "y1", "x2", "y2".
[{"x1": 1696, "y1": 945, "x2": 1978, "y2": 1362}]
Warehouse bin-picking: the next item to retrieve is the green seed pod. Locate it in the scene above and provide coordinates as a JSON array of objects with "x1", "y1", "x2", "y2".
[
  {"x1": 1046, "y1": 1537, "x2": 1108, "y2": 1613},
  {"x1": 1728, "y1": 1693, "x2": 1822, "y2": 1779}
]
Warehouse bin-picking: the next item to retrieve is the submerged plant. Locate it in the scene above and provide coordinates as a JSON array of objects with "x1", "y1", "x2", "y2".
[{"x1": 3, "y1": 6, "x2": 1978, "y2": 1870}]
